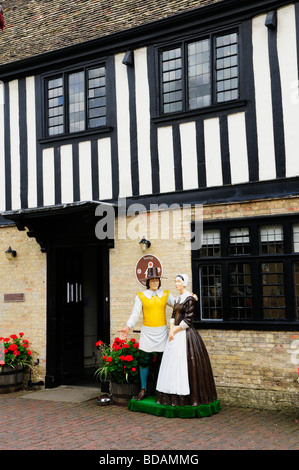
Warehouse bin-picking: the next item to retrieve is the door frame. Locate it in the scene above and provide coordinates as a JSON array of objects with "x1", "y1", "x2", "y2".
[{"x1": 45, "y1": 243, "x2": 110, "y2": 388}]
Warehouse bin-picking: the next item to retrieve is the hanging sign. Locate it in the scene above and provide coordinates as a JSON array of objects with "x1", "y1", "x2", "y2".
[{"x1": 135, "y1": 255, "x2": 163, "y2": 287}]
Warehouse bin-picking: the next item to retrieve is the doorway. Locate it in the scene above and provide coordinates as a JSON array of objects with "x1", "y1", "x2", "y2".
[{"x1": 45, "y1": 244, "x2": 110, "y2": 388}]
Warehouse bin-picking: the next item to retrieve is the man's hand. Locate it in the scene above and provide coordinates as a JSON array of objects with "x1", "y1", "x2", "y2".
[{"x1": 119, "y1": 326, "x2": 130, "y2": 341}]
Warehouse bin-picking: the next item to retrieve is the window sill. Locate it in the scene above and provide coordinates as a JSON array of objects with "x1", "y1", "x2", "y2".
[
  {"x1": 152, "y1": 100, "x2": 247, "y2": 125},
  {"x1": 38, "y1": 126, "x2": 113, "y2": 145}
]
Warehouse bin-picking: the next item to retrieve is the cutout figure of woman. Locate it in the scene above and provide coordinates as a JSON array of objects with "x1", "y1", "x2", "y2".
[{"x1": 156, "y1": 274, "x2": 218, "y2": 407}]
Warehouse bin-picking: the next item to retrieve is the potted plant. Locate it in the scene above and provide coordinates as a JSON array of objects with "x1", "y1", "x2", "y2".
[
  {"x1": 95, "y1": 337, "x2": 140, "y2": 404},
  {"x1": 0, "y1": 333, "x2": 35, "y2": 393}
]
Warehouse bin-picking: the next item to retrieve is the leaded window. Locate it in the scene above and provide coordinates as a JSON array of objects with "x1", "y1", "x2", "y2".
[
  {"x1": 45, "y1": 64, "x2": 106, "y2": 136},
  {"x1": 229, "y1": 263, "x2": 252, "y2": 320},
  {"x1": 192, "y1": 217, "x2": 299, "y2": 327},
  {"x1": 294, "y1": 262, "x2": 299, "y2": 320},
  {"x1": 160, "y1": 30, "x2": 239, "y2": 115}
]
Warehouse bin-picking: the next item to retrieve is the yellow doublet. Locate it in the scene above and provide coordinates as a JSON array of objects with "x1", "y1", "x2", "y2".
[{"x1": 137, "y1": 290, "x2": 170, "y2": 327}]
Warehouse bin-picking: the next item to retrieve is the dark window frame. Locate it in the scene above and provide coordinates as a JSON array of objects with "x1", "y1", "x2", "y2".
[
  {"x1": 43, "y1": 61, "x2": 108, "y2": 138},
  {"x1": 158, "y1": 27, "x2": 240, "y2": 117},
  {"x1": 192, "y1": 214, "x2": 299, "y2": 331}
]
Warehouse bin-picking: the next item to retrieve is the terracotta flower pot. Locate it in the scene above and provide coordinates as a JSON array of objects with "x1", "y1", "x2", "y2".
[{"x1": 0, "y1": 365, "x2": 23, "y2": 393}]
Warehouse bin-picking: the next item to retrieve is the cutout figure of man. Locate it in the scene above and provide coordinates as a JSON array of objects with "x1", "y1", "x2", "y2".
[{"x1": 119, "y1": 267, "x2": 175, "y2": 400}]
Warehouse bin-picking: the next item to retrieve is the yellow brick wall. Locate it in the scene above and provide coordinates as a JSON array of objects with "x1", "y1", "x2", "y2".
[
  {"x1": 110, "y1": 197, "x2": 299, "y2": 410},
  {"x1": 109, "y1": 207, "x2": 192, "y2": 339},
  {"x1": 0, "y1": 224, "x2": 47, "y2": 384},
  {"x1": 1, "y1": 196, "x2": 299, "y2": 409},
  {"x1": 199, "y1": 196, "x2": 299, "y2": 409}
]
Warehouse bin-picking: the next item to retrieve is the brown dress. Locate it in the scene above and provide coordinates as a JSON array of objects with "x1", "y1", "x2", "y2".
[{"x1": 156, "y1": 295, "x2": 218, "y2": 407}]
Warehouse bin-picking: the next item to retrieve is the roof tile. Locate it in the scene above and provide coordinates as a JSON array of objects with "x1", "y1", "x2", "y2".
[{"x1": 0, "y1": 0, "x2": 220, "y2": 64}]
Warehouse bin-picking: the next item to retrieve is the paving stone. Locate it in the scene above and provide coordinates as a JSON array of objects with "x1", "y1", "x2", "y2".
[{"x1": 0, "y1": 390, "x2": 298, "y2": 452}]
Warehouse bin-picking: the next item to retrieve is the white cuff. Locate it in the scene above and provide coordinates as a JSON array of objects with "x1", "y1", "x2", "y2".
[{"x1": 179, "y1": 320, "x2": 189, "y2": 330}]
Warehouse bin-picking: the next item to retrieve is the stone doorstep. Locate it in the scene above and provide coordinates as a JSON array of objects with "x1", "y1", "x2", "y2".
[{"x1": 18, "y1": 385, "x2": 101, "y2": 403}]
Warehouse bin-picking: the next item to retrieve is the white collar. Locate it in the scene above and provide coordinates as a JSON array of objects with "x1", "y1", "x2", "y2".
[
  {"x1": 176, "y1": 291, "x2": 191, "y2": 303},
  {"x1": 142, "y1": 289, "x2": 164, "y2": 299}
]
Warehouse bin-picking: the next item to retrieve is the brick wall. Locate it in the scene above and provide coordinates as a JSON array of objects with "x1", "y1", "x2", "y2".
[
  {"x1": 110, "y1": 197, "x2": 299, "y2": 410},
  {"x1": 0, "y1": 224, "x2": 47, "y2": 385},
  {"x1": 1, "y1": 196, "x2": 299, "y2": 409},
  {"x1": 198, "y1": 196, "x2": 299, "y2": 410},
  {"x1": 109, "y1": 207, "x2": 192, "y2": 338}
]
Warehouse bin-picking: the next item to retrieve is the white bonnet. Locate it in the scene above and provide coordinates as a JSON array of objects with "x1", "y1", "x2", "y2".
[{"x1": 176, "y1": 273, "x2": 190, "y2": 287}]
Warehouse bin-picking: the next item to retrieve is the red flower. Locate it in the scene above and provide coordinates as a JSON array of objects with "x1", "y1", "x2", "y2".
[
  {"x1": 27, "y1": 350, "x2": 31, "y2": 355},
  {"x1": 0, "y1": 13, "x2": 5, "y2": 31},
  {"x1": 133, "y1": 343, "x2": 139, "y2": 349},
  {"x1": 130, "y1": 338, "x2": 135, "y2": 343},
  {"x1": 8, "y1": 344, "x2": 18, "y2": 351},
  {"x1": 96, "y1": 340, "x2": 103, "y2": 347},
  {"x1": 19, "y1": 332, "x2": 24, "y2": 337},
  {"x1": 3, "y1": 338, "x2": 10, "y2": 342},
  {"x1": 132, "y1": 367, "x2": 136, "y2": 372},
  {"x1": 106, "y1": 356, "x2": 112, "y2": 363},
  {"x1": 13, "y1": 350, "x2": 20, "y2": 356},
  {"x1": 10, "y1": 334, "x2": 18, "y2": 340},
  {"x1": 122, "y1": 343, "x2": 129, "y2": 349}
]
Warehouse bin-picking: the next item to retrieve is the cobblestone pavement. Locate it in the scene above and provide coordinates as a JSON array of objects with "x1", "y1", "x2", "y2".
[{"x1": 0, "y1": 390, "x2": 298, "y2": 452}]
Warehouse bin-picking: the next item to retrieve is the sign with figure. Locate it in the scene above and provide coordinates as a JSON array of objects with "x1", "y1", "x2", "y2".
[{"x1": 135, "y1": 255, "x2": 163, "y2": 287}]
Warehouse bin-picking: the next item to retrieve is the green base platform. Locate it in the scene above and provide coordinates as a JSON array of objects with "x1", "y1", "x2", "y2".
[{"x1": 128, "y1": 395, "x2": 221, "y2": 418}]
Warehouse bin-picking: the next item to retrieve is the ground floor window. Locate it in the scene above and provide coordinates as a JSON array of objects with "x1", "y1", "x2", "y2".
[{"x1": 192, "y1": 215, "x2": 299, "y2": 327}]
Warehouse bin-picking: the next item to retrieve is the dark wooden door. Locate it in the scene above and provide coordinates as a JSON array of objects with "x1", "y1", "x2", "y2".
[{"x1": 59, "y1": 248, "x2": 84, "y2": 384}]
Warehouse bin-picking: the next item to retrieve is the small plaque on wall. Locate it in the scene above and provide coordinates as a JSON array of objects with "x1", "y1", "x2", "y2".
[{"x1": 4, "y1": 293, "x2": 25, "y2": 302}]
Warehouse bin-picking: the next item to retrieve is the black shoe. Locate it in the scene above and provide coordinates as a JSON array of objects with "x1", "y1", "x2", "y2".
[{"x1": 135, "y1": 389, "x2": 148, "y2": 401}]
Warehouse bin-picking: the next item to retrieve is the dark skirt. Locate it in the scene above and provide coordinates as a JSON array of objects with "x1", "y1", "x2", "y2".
[{"x1": 156, "y1": 327, "x2": 217, "y2": 407}]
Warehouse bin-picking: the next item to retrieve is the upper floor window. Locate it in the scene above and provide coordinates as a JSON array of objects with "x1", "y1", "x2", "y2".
[
  {"x1": 46, "y1": 64, "x2": 106, "y2": 136},
  {"x1": 160, "y1": 31, "x2": 239, "y2": 114}
]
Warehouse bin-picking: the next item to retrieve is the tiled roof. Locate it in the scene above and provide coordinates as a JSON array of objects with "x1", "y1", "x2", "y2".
[{"x1": 0, "y1": 0, "x2": 220, "y2": 65}]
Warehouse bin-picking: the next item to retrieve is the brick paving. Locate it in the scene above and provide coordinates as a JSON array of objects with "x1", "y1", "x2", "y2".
[{"x1": 0, "y1": 391, "x2": 298, "y2": 451}]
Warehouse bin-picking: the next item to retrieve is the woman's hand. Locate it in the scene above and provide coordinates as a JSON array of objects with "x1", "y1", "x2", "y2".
[
  {"x1": 169, "y1": 331, "x2": 175, "y2": 341},
  {"x1": 169, "y1": 325, "x2": 182, "y2": 341}
]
